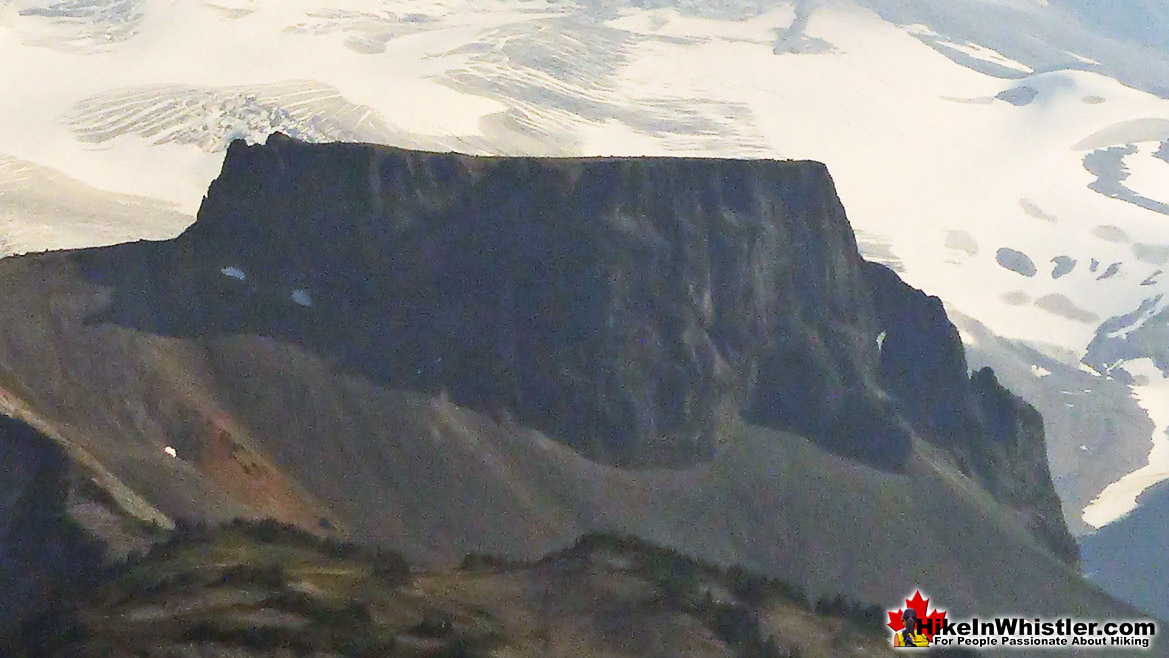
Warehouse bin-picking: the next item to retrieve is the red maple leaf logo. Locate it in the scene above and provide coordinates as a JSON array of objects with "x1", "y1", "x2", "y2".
[{"x1": 887, "y1": 590, "x2": 947, "y2": 641}]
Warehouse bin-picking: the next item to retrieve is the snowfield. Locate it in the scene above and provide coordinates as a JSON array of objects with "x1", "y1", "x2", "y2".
[{"x1": 4, "y1": 0, "x2": 1169, "y2": 572}]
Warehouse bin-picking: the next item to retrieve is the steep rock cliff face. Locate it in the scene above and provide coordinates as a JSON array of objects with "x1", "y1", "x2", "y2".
[
  {"x1": 864, "y1": 262, "x2": 1077, "y2": 564},
  {"x1": 969, "y1": 367, "x2": 1079, "y2": 564},
  {"x1": 0, "y1": 134, "x2": 1080, "y2": 597},
  {"x1": 864, "y1": 261, "x2": 980, "y2": 445},
  {"x1": 95, "y1": 134, "x2": 903, "y2": 466}
]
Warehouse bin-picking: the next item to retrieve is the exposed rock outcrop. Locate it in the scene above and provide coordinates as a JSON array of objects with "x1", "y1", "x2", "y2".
[
  {"x1": 865, "y1": 261, "x2": 980, "y2": 446},
  {"x1": 864, "y1": 262, "x2": 1077, "y2": 564},
  {"x1": 969, "y1": 367, "x2": 1079, "y2": 564},
  {"x1": 91, "y1": 134, "x2": 906, "y2": 466}
]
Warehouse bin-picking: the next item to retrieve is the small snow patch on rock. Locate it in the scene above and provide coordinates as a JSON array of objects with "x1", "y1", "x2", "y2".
[
  {"x1": 1077, "y1": 362, "x2": 1103, "y2": 377},
  {"x1": 291, "y1": 289, "x2": 313, "y2": 307},
  {"x1": 957, "y1": 328, "x2": 976, "y2": 346},
  {"x1": 221, "y1": 266, "x2": 247, "y2": 281}
]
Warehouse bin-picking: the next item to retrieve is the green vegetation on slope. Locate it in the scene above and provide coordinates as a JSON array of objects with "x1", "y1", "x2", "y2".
[
  {"x1": 11, "y1": 519, "x2": 417, "y2": 658},
  {"x1": 7, "y1": 520, "x2": 906, "y2": 658}
]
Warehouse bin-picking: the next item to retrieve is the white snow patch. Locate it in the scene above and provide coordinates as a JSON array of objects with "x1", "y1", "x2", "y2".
[
  {"x1": 221, "y1": 266, "x2": 247, "y2": 281},
  {"x1": 957, "y1": 328, "x2": 976, "y2": 346},
  {"x1": 164, "y1": 446, "x2": 178, "y2": 458},
  {"x1": 1031, "y1": 364, "x2": 1051, "y2": 377},
  {"x1": 1069, "y1": 52, "x2": 1100, "y2": 66},
  {"x1": 1082, "y1": 358, "x2": 1169, "y2": 528},
  {"x1": 291, "y1": 289, "x2": 313, "y2": 307},
  {"x1": 1077, "y1": 362, "x2": 1103, "y2": 377}
]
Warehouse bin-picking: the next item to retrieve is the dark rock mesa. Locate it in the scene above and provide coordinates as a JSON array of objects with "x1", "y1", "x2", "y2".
[{"x1": 80, "y1": 134, "x2": 1073, "y2": 560}]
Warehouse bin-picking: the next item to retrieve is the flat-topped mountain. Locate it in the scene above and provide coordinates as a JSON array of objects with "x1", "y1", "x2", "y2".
[
  {"x1": 0, "y1": 136, "x2": 1135, "y2": 652},
  {"x1": 99, "y1": 133, "x2": 899, "y2": 468}
]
